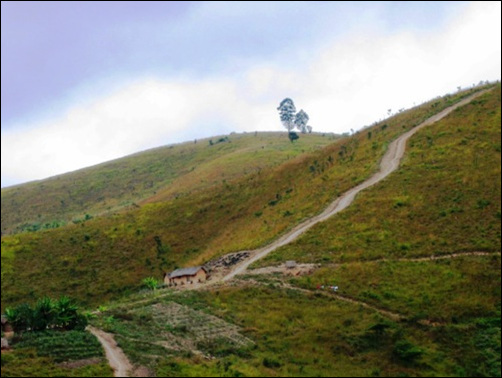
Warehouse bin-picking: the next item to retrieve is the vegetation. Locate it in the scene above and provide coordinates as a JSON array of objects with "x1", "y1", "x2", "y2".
[
  {"x1": 1, "y1": 330, "x2": 113, "y2": 377},
  {"x1": 91, "y1": 295, "x2": 253, "y2": 370},
  {"x1": 277, "y1": 98, "x2": 297, "y2": 132},
  {"x1": 1, "y1": 132, "x2": 334, "y2": 235},
  {"x1": 1, "y1": 85, "x2": 495, "y2": 312},
  {"x1": 90, "y1": 284, "x2": 500, "y2": 376},
  {"x1": 1, "y1": 84, "x2": 500, "y2": 377},
  {"x1": 260, "y1": 85, "x2": 501, "y2": 266},
  {"x1": 142, "y1": 276, "x2": 159, "y2": 291},
  {"x1": 294, "y1": 256, "x2": 501, "y2": 322},
  {"x1": 5, "y1": 296, "x2": 87, "y2": 332},
  {"x1": 277, "y1": 98, "x2": 312, "y2": 139}
]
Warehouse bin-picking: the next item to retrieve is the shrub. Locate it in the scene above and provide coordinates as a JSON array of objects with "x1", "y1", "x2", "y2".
[
  {"x1": 393, "y1": 340, "x2": 423, "y2": 364},
  {"x1": 5, "y1": 296, "x2": 87, "y2": 332},
  {"x1": 142, "y1": 277, "x2": 159, "y2": 291},
  {"x1": 263, "y1": 356, "x2": 282, "y2": 368}
]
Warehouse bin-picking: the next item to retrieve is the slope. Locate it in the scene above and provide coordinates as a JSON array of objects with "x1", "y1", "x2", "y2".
[
  {"x1": 84, "y1": 85, "x2": 500, "y2": 377},
  {"x1": 259, "y1": 86, "x2": 501, "y2": 266},
  {"x1": 1, "y1": 85, "x2": 495, "y2": 312},
  {"x1": 1, "y1": 132, "x2": 335, "y2": 235}
]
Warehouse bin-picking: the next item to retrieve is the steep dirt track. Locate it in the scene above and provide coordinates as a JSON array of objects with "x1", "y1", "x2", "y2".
[
  {"x1": 87, "y1": 326, "x2": 133, "y2": 377},
  {"x1": 223, "y1": 89, "x2": 491, "y2": 281}
]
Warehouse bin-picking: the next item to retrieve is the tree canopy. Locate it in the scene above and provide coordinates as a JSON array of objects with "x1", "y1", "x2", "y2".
[{"x1": 277, "y1": 99, "x2": 312, "y2": 140}]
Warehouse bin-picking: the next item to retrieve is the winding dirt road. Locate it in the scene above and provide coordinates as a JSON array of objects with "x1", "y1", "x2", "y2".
[
  {"x1": 87, "y1": 326, "x2": 133, "y2": 377},
  {"x1": 223, "y1": 89, "x2": 491, "y2": 281}
]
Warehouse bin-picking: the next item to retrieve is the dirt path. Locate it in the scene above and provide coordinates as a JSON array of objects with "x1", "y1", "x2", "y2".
[
  {"x1": 280, "y1": 282, "x2": 404, "y2": 321},
  {"x1": 87, "y1": 326, "x2": 133, "y2": 377},
  {"x1": 369, "y1": 251, "x2": 501, "y2": 263},
  {"x1": 245, "y1": 251, "x2": 500, "y2": 276},
  {"x1": 222, "y1": 89, "x2": 491, "y2": 282},
  {"x1": 270, "y1": 280, "x2": 448, "y2": 326}
]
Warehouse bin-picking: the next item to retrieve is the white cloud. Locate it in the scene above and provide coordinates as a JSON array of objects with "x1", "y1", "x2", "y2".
[{"x1": 2, "y1": 1, "x2": 500, "y2": 187}]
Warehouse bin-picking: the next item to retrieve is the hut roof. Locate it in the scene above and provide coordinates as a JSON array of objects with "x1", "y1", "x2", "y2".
[{"x1": 168, "y1": 266, "x2": 206, "y2": 279}]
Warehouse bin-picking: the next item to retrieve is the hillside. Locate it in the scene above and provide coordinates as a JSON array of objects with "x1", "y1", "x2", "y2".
[
  {"x1": 1, "y1": 132, "x2": 336, "y2": 235},
  {"x1": 1, "y1": 85, "x2": 496, "y2": 312},
  {"x1": 84, "y1": 85, "x2": 500, "y2": 377},
  {"x1": 1, "y1": 84, "x2": 500, "y2": 377}
]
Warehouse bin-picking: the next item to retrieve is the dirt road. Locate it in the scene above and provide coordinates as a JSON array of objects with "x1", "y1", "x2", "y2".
[
  {"x1": 223, "y1": 89, "x2": 491, "y2": 281},
  {"x1": 87, "y1": 326, "x2": 133, "y2": 377}
]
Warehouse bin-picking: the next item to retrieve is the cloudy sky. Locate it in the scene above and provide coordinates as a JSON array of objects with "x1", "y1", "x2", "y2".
[{"x1": 1, "y1": 1, "x2": 501, "y2": 187}]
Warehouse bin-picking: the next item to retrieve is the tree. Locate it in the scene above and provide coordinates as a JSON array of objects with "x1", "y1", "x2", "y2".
[
  {"x1": 5, "y1": 296, "x2": 87, "y2": 333},
  {"x1": 5, "y1": 304, "x2": 34, "y2": 332},
  {"x1": 277, "y1": 98, "x2": 296, "y2": 132},
  {"x1": 288, "y1": 132, "x2": 300, "y2": 143},
  {"x1": 294, "y1": 109, "x2": 310, "y2": 133},
  {"x1": 32, "y1": 297, "x2": 56, "y2": 331},
  {"x1": 55, "y1": 296, "x2": 79, "y2": 330}
]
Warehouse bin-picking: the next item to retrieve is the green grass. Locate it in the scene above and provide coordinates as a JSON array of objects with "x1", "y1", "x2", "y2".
[
  {"x1": 294, "y1": 255, "x2": 501, "y2": 322},
  {"x1": 91, "y1": 284, "x2": 500, "y2": 376},
  {"x1": 1, "y1": 133, "x2": 336, "y2": 235},
  {"x1": 2, "y1": 83, "x2": 498, "y2": 376},
  {"x1": 0, "y1": 330, "x2": 113, "y2": 377},
  {"x1": 1, "y1": 85, "x2": 496, "y2": 312},
  {"x1": 259, "y1": 85, "x2": 501, "y2": 266}
]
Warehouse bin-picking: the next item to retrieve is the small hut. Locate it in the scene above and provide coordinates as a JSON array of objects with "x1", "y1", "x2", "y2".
[{"x1": 165, "y1": 266, "x2": 207, "y2": 286}]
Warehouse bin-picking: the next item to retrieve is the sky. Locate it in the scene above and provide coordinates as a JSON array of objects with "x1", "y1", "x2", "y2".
[{"x1": 1, "y1": 1, "x2": 501, "y2": 188}]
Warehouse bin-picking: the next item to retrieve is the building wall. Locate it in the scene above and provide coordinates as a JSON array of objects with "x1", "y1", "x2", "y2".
[{"x1": 194, "y1": 269, "x2": 207, "y2": 282}]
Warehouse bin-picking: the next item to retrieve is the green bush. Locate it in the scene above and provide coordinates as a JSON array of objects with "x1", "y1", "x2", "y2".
[
  {"x1": 5, "y1": 296, "x2": 87, "y2": 332},
  {"x1": 142, "y1": 276, "x2": 159, "y2": 290},
  {"x1": 393, "y1": 340, "x2": 423, "y2": 364},
  {"x1": 263, "y1": 356, "x2": 282, "y2": 368}
]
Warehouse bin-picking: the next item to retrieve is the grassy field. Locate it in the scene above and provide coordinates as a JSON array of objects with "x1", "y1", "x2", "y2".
[
  {"x1": 243, "y1": 85, "x2": 501, "y2": 376},
  {"x1": 0, "y1": 330, "x2": 113, "y2": 377},
  {"x1": 1, "y1": 85, "x2": 495, "y2": 312}
]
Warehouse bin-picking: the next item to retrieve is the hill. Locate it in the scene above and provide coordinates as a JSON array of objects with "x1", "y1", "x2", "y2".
[
  {"x1": 83, "y1": 85, "x2": 500, "y2": 377},
  {"x1": 1, "y1": 84, "x2": 500, "y2": 377},
  {"x1": 1, "y1": 132, "x2": 337, "y2": 235},
  {"x1": 1, "y1": 85, "x2": 497, "y2": 312}
]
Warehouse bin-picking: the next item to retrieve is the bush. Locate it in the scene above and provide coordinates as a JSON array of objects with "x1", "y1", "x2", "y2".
[
  {"x1": 393, "y1": 340, "x2": 423, "y2": 364},
  {"x1": 263, "y1": 356, "x2": 282, "y2": 368},
  {"x1": 5, "y1": 296, "x2": 87, "y2": 332},
  {"x1": 142, "y1": 276, "x2": 159, "y2": 291}
]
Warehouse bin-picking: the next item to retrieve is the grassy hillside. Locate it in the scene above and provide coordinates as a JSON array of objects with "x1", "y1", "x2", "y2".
[
  {"x1": 1, "y1": 132, "x2": 336, "y2": 235},
  {"x1": 259, "y1": 86, "x2": 501, "y2": 265},
  {"x1": 1, "y1": 85, "x2": 495, "y2": 312},
  {"x1": 85, "y1": 273, "x2": 499, "y2": 377},
  {"x1": 242, "y1": 86, "x2": 501, "y2": 375},
  {"x1": 75, "y1": 85, "x2": 501, "y2": 377},
  {"x1": 1, "y1": 84, "x2": 500, "y2": 377}
]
